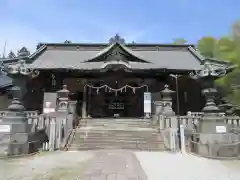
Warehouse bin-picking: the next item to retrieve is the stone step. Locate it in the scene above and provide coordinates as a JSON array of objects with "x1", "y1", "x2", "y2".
[
  {"x1": 70, "y1": 143, "x2": 164, "y2": 149},
  {"x1": 75, "y1": 134, "x2": 160, "y2": 140},
  {"x1": 82, "y1": 121, "x2": 151, "y2": 125},
  {"x1": 75, "y1": 132, "x2": 160, "y2": 137},
  {"x1": 72, "y1": 138, "x2": 163, "y2": 144},
  {"x1": 81, "y1": 124, "x2": 151, "y2": 128},
  {"x1": 79, "y1": 119, "x2": 152, "y2": 127},
  {"x1": 68, "y1": 121, "x2": 166, "y2": 151},
  {"x1": 68, "y1": 146, "x2": 165, "y2": 151},
  {"x1": 68, "y1": 143, "x2": 166, "y2": 151},
  {"x1": 73, "y1": 136, "x2": 161, "y2": 141},
  {"x1": 74, "y1": 134, "x2": 161, "y2": 140},
  {"x1": 77, "y1": 127, "x2": 159, "y2": 132},
  {"x1": 80, "y1": 118, "x2": 151, "y2": 122}
]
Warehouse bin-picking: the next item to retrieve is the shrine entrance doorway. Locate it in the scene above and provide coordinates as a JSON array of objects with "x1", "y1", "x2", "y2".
[{"x1": 87, "y1": 80, "x2": 147, "y2": 118}]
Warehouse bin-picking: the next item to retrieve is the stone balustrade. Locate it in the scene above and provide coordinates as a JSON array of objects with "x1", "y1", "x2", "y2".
[
  {"x1": 186, "y1": 132, "x2": 240, "y2": 158},
  {"x1": 0, "y1": 101, "x2": 77, "y2": 155},
  {"x1": 159, "y1": 112, "x2": 240, "y2": 131}
]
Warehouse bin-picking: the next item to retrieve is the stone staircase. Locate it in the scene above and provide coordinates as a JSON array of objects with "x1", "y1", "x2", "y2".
[{"x1": 67, "y1": 118, "x2": 166, "y2": 151}]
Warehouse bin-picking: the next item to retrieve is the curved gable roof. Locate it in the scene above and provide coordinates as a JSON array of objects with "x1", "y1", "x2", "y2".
[
  {"x1": 27, "y1": 42, "x2": 207, "y2": 71},
  {"x1": 86, "y1": 42, "x2": 150, "y2": 63}
]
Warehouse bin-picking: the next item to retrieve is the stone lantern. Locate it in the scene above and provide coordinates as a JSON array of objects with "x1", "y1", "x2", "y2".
[
  {"x1": 190, "y1": 62, "x2": 226, "y2": 113},
  {"x1": 1, "y1": 59, "x2": 39, "y2": 105},
  {"x1": 190, "y1": 62, "x2": 231, "y2": 156},
  {"x1": 190, "y1": 62, "x2": 227, "y2": 133},
  {"x1": 161, "y1": 84, "x2": 175, "y2": 116},
  {"x1": 0, "y1": 59, "x2": 39, "y2": 156},
  {"x1": 0, "y1": 59, "x2": 39, "y2": 124},
  {"x1": 57, "y1": 85, "x2": 69, "y2": 112}
]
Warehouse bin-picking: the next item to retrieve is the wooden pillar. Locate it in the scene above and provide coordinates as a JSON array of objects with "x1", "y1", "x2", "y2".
[
  {"x1": 87, "y1": 83, "x2": 92, "y2": 118},
  {"x1": 82, "y1": 80, "x2": 87, "y2": 118}
]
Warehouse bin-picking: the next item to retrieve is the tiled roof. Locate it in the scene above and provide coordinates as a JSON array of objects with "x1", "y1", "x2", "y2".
[
  {"x1": 29, "y1": 43, "x2": 204, "y2": 71},
  {"x1": 0, "y1": 74, "x2": 12, "y2": 88}
]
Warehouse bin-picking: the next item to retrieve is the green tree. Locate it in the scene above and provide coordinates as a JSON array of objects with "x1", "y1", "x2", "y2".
[
  {"x1": 172, "y1": 38, "x2": 187, "y2": 45},
  {"x1": 196, "y1": 23, "x2": 240, "y2": 106},
  {"x1": 232, "y1": 20, "x2": 240, "y2": 43},
  {"x1": 197, "y1": 37, "x2": 217, "y2": 58},
  {"x1": 215, "y1": 37, "x2": 237, "y2": 63}
]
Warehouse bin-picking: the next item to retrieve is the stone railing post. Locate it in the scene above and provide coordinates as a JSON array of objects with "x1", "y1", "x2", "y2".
[
  {"x1": 49, "y1": 117, "x2": 56, "y2": 151},
  {"x1": 180, "y1": 124, "x2": 186, "y2": 154}
]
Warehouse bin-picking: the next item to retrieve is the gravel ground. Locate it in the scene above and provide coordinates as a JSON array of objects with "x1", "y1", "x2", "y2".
[
  {"x1": 135, "y1": 151, "x2": 240, "y2": 180},
  {"x1": 0, "y1": 151, "x2": 94, "y2": 180}
]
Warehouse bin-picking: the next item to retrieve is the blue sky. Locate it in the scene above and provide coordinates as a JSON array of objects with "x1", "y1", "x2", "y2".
[{"x1": 0, "y1": 0, "x2": 239, "y2": 54}]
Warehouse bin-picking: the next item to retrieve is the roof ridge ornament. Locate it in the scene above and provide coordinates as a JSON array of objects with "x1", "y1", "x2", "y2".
[
  {"x1": 17, "y1": 46, "x2": 30, "y2": 57},
  {"x1": 109, "y1": 34, "x2": 125, "y2": 44}
]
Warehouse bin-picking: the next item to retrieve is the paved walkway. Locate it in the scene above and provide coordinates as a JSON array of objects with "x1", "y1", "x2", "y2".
[
  {"x1": 136, "y1": 151, "x2": 240, "y2": 180},
  {"x1": 0, "y1": 150, "x2": 147, "y2": 180},
  {"x1": 1, "y1": 150, "x2": 240, "y2": 179},
  {"x1": 79, "y1": 150, "x2": 148, "y2": 180}
]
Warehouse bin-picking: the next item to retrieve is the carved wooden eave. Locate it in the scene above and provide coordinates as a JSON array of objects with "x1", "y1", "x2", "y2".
[
  {"x1": 203, "y1": 58, "x2": 237, "y2": 74},
  {"x1": 3, "y1": 60, "x2": 40, "y2": 79}
]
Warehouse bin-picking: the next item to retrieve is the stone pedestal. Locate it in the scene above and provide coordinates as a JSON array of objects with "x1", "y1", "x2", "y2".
[
  {"x1": 197, "y1": 112, "x2": 233, "y2": 156},
  {"x1": 152, "y1": 101, "x2": 164, "y2": 125},
  {"x1": 0, "y1": 99, "x2": 33, "y2": 156},
  {"x1": 68, "y1": 100, "x2": 78, "y2": 127}
]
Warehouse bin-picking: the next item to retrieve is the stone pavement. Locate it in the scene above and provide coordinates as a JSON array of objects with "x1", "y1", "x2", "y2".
[
  {"x1": 77, "y1": 150, "x2": 148, "y2": 180},
  {"x1": 0, "y1": 150, "x2": 148, "y2": 180},
  {"x1": 1, "y1": 150, "x2": 240, "y2": 180},
  {"x1": 136, "y1": 151, "x2": 240, "y2": 180}
]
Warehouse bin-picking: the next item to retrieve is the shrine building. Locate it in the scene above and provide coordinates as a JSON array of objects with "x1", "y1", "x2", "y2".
[{"x1": 0, "y1": 35, "x2": 233, "y2": 118}]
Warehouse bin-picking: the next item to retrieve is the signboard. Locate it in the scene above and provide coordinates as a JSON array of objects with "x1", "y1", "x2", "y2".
[
  {"x1": 144, "y1": 92, "x2": 151, "y2": 114},
  {"x1": 216, "y1": 126, "x2": 226, "y2": 133},
  {"x1": 43, "y1": 93, "x2": 57, "y2": 114},
  {"x1": 0, "y1": 125, "x2": 11, "y2": 132}
]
